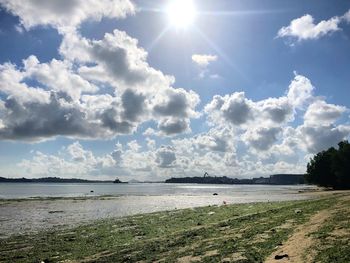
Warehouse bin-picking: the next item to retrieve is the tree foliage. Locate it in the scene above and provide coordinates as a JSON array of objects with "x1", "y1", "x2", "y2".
[{"x1": 306, "y1": 141, "x2": 350, "y2": 189}]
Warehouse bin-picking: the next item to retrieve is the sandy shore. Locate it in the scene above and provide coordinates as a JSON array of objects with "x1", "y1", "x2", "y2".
[{"x1": 0, "y1": 188, "x2": 330, "y2": 239}]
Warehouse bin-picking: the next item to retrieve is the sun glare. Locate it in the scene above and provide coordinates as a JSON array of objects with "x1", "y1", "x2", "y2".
[{"x1": 166, "y1": 0, "x2": 196, "y2": 29}]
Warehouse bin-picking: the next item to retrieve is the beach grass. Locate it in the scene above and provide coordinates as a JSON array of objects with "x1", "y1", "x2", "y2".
[{"x1": 0, "y1": 193, "x2": 349, "y2": 263}]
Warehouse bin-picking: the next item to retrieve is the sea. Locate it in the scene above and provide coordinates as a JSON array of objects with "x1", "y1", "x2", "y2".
[{"x1": 0, "y1": 182, "x2": 314, "y2": 199}]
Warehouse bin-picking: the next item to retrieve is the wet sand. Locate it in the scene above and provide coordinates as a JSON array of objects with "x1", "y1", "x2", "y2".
[{"x1": 0, "y1": 189, "x2": 325, "y2": 239}]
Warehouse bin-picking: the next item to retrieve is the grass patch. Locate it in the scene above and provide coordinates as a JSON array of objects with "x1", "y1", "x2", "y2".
[{"x1": 307, "y1": 197, "x2": 350, "y2": 263}]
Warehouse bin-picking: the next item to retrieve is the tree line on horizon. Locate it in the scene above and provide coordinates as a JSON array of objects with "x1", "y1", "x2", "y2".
[{"x1": 306, "y1": 140, "x2": 350, "y2": 189}]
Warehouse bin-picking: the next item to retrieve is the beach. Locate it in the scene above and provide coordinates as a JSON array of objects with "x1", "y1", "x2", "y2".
[{"x1": 1, "y1": 190, "x2": 349, "y2": 262}]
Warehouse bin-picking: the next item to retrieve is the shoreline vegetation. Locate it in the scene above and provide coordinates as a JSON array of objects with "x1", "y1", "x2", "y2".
[
  {"x1": 0, "y1": 177, "x2": 128, "y2": 184},
  {"x1": 165, "y1": 174, "x2": 305, "y2": 185},
  {"x1": 0, "y1": 191, "x2": 349, "y2": 262},
  {"x1": 0, "y1": 173, "x2": 305, "y2": 185}
]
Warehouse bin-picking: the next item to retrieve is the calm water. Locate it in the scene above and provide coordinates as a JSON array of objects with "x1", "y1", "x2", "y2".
[
  {"x1": 0, "y1": 182, "x2": 313, "y2": 199},
  {"x1": 0, "y1": 183, "x2": 317, "y2": 237}
]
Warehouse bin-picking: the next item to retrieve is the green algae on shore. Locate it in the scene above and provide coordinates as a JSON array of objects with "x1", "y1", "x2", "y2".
[{"x1": 0, "y1": 193, "x2": 349, "y2": 263}]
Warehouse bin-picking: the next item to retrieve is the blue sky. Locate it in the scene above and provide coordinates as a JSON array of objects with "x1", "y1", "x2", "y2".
[{"x1": 0, "y1": 0, "x2": 349, "y2": 180}]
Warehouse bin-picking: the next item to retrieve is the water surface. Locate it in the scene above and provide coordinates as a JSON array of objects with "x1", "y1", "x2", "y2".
[{"x1": 0, "y1": 182, "x2": 313, "y2": 199}]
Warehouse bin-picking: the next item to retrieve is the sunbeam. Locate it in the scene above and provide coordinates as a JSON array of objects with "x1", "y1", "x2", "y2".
[
  {"x1": 193, "y1": 26, "x2": 250, "y2": 83},
  {"x1": 147, "y1": 25, "x2": 172, "y2": 52}
]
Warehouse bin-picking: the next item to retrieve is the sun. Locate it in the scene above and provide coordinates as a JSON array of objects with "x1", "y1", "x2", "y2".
[{"x1": 166, "y1": 0, "x2": 197, "y2": 29}]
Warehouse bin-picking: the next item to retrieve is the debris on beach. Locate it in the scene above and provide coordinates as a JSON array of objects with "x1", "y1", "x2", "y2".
[
  {"x1": 294, "y1": 209, "x2": 302, "y2": 214},
  {"x1": 208, "y1": 211, "x2": 215, "y2": 215},
  {"x1": 274, "y1": 254, "x2": 289, "y2": 260},
  {"x1": 213, "y1": 193, "x2": 218, "y2": 196}
]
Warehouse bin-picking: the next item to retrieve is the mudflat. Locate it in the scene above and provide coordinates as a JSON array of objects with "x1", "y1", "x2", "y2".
[
  {"x1": 0, "y1": 187, "x2": 319, "y2": 239},
  {"x1": 0, "y1": 191, "x2": 349, "y2": 262}
]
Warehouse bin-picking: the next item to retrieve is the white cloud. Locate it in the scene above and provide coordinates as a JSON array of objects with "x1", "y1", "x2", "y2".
[
  {"x1": 304, "y1": 100, "x2": 347, "y2": 125},
  {"x1": 257, "y1": 97, "x2": 294, "y2": 124},
  {"x1": 157, "y1": 118, "x2": 191, "y2": 136},
  {"x1": 0, "y1": 0, "x2": 135, "y2": 32},
  {"x1": 155, "y1": 146, "x2": 176, "y2": 168},
  {"x1": 343, "y1": 10, "x2": 350, "y2": 23},
  {"x1": 205, "y1": 92, "x2": 255, "y2": 126},
  {"x1": 127, "y1": 140, "x2": 141, "y2": 152},
  {"x1": 67, "y1": 141, "x2": 94, "y2": 162},
  {"x1": 278, "y1": 9, "x2": 350, "y2": 42},
  {"x1": 146, "y1": 138, "x2": 156, "y2": 150},
  {"x1": 243, "y1": 126, "x2": 282, "y2": 151},
  {"x1": 205, "y1": 74, "x2": 311, "y2": 129},
  {"x1": 0, "y1": 30, "x2": 200, "y2": 141},
  {"x1": 0, "y1": 62, "x2": 50, "y2": 104},
  {"x1": 204, "y1": 72, "x2": 350, "y2": 157},
  {"x1": 192, "y1": 54, "x2": 217, "y2": 67},
  {"x1": 62, "y1": 29, "x2": 175, "y2": 91},
  {"x1": 192, "y1": 54, "x2": 218, "y2": 79},
  {"x1": 277, "y1": 14, "x2": 340, "y2": 41},
  {"x1": 23, "y1": 55, "x2": 98, "y2": 101},
  {"x1": 297, "y1": 124, "x2": 350, "y2": 153},
  {"x1": 287, "y1": 73, "x2": 315, "y2": 109}
]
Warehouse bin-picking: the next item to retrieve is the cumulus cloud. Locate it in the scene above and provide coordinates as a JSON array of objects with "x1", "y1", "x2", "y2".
[
  {"x1": 193, "y1": 128, "x2": 233, "y2": 153},
  {"x1": 343, "y1": 10, "x2": 350, "y2": 23},
  {"x1": 298, "y1": 124, "x2": 350, "y2": 153},
  {"x1": 20, "y1": 143, "x2": 109, "y2": 178},
  {"x1": 205, "y1": 74, "x2": 311, "y2": 129},
  {"x1": 0, "y1": 0, "x2": 199, "y2": 141},
  {"x1": 191, "y1": 54, "x2": 218, "y2": 79},
  {"x1": 296, "y1": 99, "x2": 350, "y2": 153},
  {"x1": 304, "y1": 100, "x2": 347, "y2": 125},
  {"x1": 205, "y1": 92, "x2": 254, "y2": 126},
  {"x1": 155, "y1": 146, "x2": 176, "y2": 168},
  {"x1": 0, "y1": 93, "x2": 99, "y2": 141},
  {"x1": 278, "y1": 9, "x2": 350, "y2": 42},
  {"x1": 0, "y1": 29, "x2": 200, "y2": 141},
  {"x1": 153, "y1": 88, "x2": 200, "y2": 118},
  {"x1": 287, "y1": 73, "x2": 315, "y2": 109},
  {"x1": 204, "y1": 73, "x2": 349, "y2": 156},
  {"x1": 243, "y1": 126, "x2": 282, "y2": 151},
  {"x1": 157, "y1": 118, "x2": 191, "y2": 136},
  {"x1": 192, "y1": 54, "x2": 217, "y2": 67},
  {"x1": 0, "y1": 0, "x2": 135, "y2": 32},
  {"x1": 278, "y1": 14, "x2": 340, "y2": 41},
  {"x1": 257, "y1": 97, "x2": 294, "y2": 124},
  {"x1": 62, "y1": 29, "x2": 175, "y2": 91}
]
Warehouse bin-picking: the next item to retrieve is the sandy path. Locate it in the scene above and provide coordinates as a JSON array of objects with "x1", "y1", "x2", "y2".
[
  {"x1": 264, "y1": 208, "x2": 331, "y2": 263},
  {"x1": 265, "y1": 193, "x2": 350, "y2": 262}
]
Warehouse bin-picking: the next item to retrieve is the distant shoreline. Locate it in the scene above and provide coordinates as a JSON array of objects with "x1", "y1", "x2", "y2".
[
  {"x1": 165, "y1": 174, "x2": 306, "y2": 185},
  {"x1": 0, "y1": 173, "x2": 306, "y2": 185},
  {"x1": 0, "y1": 177, "x2": 114, "y2": 184}
]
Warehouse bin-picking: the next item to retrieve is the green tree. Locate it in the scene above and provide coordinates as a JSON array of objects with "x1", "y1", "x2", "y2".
[
  {"x1": 306, "y1": 147, "x2": 337, "y2": 188},
  {"x1": 332, "y1": 141, "x2": 350, "y2": 189},
  {"x1": 306, "y1": 141, "x2": 350, "y2": 189}
]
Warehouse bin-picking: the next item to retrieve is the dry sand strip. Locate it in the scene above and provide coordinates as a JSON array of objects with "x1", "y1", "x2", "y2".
[{"x1": 264, "y1": 208, "x2": 331, "y2": 263}]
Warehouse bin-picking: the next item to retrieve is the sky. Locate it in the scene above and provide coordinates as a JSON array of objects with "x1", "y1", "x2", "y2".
[{"x1": 0, "y1": 0, "x2": 349, "y2": 181}]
